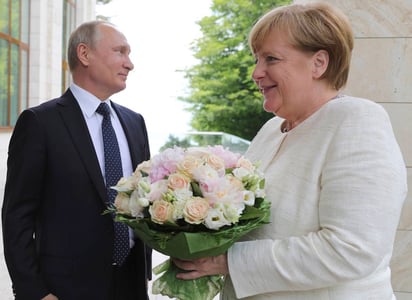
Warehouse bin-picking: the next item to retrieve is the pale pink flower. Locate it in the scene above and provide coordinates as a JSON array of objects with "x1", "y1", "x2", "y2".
[
  {"x1": 236, "y1": 156, "x2": 255, "y2": 171},
  {"x1": 149, "y1": 199, "x2": 175, "y2": 224},
  {"x1": 149, "y1": 147, "x2": 185, "y2": 182},
  {"x1": 177, "y1": 154, "x2": 203, "y2": 178},
  {"x1": 149, "y1": 165, "x2": 170, "y2": 183},
  {"x1": 168, "y1": 173, "x2": 191, "y2": 191},
  {"x1": 147, "y1": 179, "x2": 168, "y2": 202},
  {"x1": 112, "y1": 145, "x2": 266, "y2": 231},
  {"x1": 227, "y1": 174, "x2": 245, "y2": 190},
  {"x1": 192, "y1": 165, "x2": 220, "y2": 183},
  {"x1": 201, "y1": 177, "x2": 243, "y2": 206},
  {"x1": 208, "y1": 145, "x2": 241, "y2": 168},
  {"x1": 183, "y1": 197, "x2": 210, "y2": 224},
  {"x1": 203, "y1": 153, "x2": 226, "y2": 176},
  {"x1": 114, "y1": 192, "x2": 131, "y2": 214}
]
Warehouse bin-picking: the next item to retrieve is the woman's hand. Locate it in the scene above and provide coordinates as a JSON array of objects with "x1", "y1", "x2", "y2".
[{"x1": 173, "y1": 253, "x2": 229, "y2": 280}]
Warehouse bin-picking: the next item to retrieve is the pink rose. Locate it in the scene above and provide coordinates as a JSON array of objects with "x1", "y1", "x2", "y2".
[
  {"x1": 208, "y1": 145, "x2": 241, "y2": 168},
  {"x1": 168, "y1": 173, "x2": 190, "y2": 191},
  {"x1": 203, "y1": 153, "x2": 225, "y2": 176},
  {"x1": 114, "y1": 192, "x2": 131, "y2": 214},
  {"x1": 178, "y1": 155, "x2": 202, "y2": 177},
  {"x1": 183, "y1": 197, "x2": 210, "y2": 224},
  {"x1": 236, "y1": 156, "x2": 254, "y2": 171},
  {"x1": 149, "y1": 199, "x2": 174, "y2": 224}
]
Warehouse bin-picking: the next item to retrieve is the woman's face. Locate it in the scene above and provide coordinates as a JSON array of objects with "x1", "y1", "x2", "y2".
[{"x1": 252, "y1": 29, "x2": 316, "y2": 119}]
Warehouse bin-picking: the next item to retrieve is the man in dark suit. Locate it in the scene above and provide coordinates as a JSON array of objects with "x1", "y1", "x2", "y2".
[{"x1": 2, "y1": 20, "x2": 151, "y2": 300}]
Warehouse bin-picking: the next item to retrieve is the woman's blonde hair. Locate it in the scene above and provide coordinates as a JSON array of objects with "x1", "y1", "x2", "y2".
[{"x1": 249, "y1": 2, "x2": 354, "y2": 90}]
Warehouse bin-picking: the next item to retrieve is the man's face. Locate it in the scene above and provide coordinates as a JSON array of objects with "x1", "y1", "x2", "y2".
[{"x1": 87, "y1": 24, "x2": 134, "y2": 99}]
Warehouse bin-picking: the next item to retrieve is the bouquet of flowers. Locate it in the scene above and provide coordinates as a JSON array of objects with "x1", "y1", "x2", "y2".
[{"x1": 110, "y1": 145, "x2": 270, "y2": 300}]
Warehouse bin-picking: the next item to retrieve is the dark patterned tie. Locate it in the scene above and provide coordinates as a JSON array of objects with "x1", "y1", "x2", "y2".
[{"x1": 96, "y1": 102, "x2": 130, "y2": 265}]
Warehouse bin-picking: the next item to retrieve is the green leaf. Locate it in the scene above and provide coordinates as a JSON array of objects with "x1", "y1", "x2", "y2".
[{"x1": 191, "y1": 181, "x2": 203, "y2": 197}]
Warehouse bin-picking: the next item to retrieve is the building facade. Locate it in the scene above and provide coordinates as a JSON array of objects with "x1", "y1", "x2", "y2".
[
  {"x1": 0, "y1": 0, "x2": 95, "y2": 298},
  {"x1": 0, "y1": 0, "x2": 96, "y2": 194}
]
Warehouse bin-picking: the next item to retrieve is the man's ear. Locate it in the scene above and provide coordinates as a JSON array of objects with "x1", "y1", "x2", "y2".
[
  {"x1": 312, "y1": 50, "x2": 329, "y2": 79},
  {"x1": 77, "y1": 43, "x2": 90, "y2": 67}
]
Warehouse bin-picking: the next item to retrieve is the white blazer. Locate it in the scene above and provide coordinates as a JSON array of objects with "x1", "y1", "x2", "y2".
[{"x1": 222, "y1": 96, "x2": 407, "y2": 300}]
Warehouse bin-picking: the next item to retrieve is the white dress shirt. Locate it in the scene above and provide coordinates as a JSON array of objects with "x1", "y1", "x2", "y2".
[{"x1": 70, "y1": 83, "x2": 135, "y2": 247}]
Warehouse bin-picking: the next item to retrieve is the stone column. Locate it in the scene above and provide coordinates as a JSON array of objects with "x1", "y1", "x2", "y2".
[{"x1": 293, "y1": 1, "x2": 412, "y2": 298}]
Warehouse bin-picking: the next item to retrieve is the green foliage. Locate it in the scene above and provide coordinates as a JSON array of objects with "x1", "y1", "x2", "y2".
[
  {"x1": 159, "y1": 133, "x2": 224, "y2": 152},
  {"x1": 180, "y1": 0, "x2": 291, "y2": 141},
  {"x1": 159, "y1": 135, "x2": 193, "y2": 152},
  {"x1": 96, "y1": 0, "x2": 113, "y2": 4}
]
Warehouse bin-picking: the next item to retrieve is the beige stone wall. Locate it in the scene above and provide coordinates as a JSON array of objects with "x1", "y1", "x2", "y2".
[{"x1": 294, "y1": 0, "x2": 412, "y2": 298}]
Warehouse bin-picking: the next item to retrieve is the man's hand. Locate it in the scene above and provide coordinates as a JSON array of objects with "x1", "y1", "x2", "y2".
[{"x1": 173, "y1": 253, "x2": 229, "y2": 280}]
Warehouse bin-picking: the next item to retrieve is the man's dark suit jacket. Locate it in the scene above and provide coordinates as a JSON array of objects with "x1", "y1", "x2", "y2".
[{"x1": 2, "y1": 89, "x2": 152, "y2": 299}]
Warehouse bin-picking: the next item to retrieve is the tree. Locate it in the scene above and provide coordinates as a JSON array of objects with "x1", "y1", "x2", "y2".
[
  {"x1": 159, "y1": 135, "x2": 193, "y2": 152},
  {"x1": 180, "y1": 0, "x2": 291, "y2": 141},
  {"x1": 96, "y1": 0, "x2": 113, "y2": 4}
]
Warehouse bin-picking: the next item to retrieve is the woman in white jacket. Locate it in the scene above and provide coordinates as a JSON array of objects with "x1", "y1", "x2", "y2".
[{"x1": 174, "y1": 2, "x2": 407, "y2": 299}]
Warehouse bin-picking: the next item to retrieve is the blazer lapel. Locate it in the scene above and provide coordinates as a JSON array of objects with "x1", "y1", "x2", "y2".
[{"x1": 57, "y1": 90, "x2": 108, "y2": 204}]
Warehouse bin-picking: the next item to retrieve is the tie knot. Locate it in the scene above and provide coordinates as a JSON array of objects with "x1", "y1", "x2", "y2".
[{"x1": 96, "y1": 102, "x2": 111, "y2": 118}]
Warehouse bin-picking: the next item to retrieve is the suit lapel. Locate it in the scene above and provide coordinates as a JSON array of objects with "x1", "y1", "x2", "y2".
[
  {"x1": 112, "y1": 102, "x2": 140, "y2": 168},
  {"x1": 57, "y1": 90, "x2": 108, "y2": 205}
]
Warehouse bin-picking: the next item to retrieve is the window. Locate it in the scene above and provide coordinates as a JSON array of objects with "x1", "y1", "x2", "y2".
[
  {"x1": 0, "y1": 0, "x2": 30, "y2": 128},
  {"x1": 62, "y1": 0, "x2": 76, "y2": 92}
]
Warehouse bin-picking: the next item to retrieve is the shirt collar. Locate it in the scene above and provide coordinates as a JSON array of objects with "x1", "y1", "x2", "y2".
[{"x1": 70, "y1": 83, "x2": 113, "y2": 118}]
